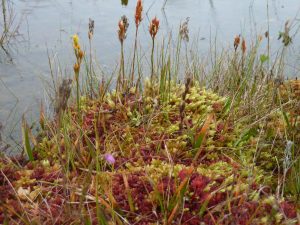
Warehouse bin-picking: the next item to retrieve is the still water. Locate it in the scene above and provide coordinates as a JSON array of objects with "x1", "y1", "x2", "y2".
[{"x1": 0, "y1": 0, "x2": 300, "y2": 152}]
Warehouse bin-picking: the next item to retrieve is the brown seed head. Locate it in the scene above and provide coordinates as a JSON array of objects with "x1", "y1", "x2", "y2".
[
  {"x1": 135, "y1": 0, "x2": 143, "y2": 27},
  {"x1": 265, "y1": 31, "x2": 269, "y2": 38},
  {"x1": 149, "y1": 17, "x2": 160, "y2": 39},
  {"x1": 118, "y1": 15, "x2": 129, "y2": 43},
  {"x1": 78, "y1": 50, "x2": 84, "y2": 60},
  {"x1": 74, "y1": 63, "x2": 80, "y2": 74},
  {"x1": 179, "y1": 17, "x2": 190, "y2": 42},
  {"x1": 234, "y1": 35, "x2": 240, "y2": 51},
  {"x1": 241, "y1": 38, "x2": 246, "y2": 54},
  {"x1": 88, "y1": 18, "x2": 95, "y2": 39}
]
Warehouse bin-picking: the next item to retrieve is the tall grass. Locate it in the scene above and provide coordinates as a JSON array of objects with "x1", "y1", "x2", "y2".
[{"x1": 0, "y1": 0, "x2": 21, "y2": 59}]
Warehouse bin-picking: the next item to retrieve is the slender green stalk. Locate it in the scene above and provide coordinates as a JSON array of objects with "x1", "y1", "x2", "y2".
[
  {"x1": 174, "y1": 36, "x2": 182, "y2": 80},
  {"x1": 89, "y1": 38, "x2": 93, "y2": 97},
  {"x1": 131, "y1": 27, "x2": 139, "y2": 87},
  {"x1": 118, "y1": 41, "x2": 125, "y2": 91},
  {"x1": 75, "y1": 71, "x2": 80, "y2": 112},
  {"x1": 266, "y1": 0, "x2": 270, "y2": 70},
  {"x1": 151, "y1": 37, "x2": 155, "y2": 82},
  {"x1": 2, "y1": 0, "x2": 7, "y2": 32}
]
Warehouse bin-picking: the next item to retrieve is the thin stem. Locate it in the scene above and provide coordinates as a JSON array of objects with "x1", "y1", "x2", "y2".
[
  {"x1": 121, "y1": 41, "x2": 125, "y2": 90},
  {"x1": 131, "y1": 27, "x2": 139, "y2": 87},
  {"x1": 162, "y1": 0, "x2": 168, "y2": 9},
  {"x1": 267, "y1": 0, "x2": 270, "y2": 70},
  {"x1": 117, "y1": 41, "x2": 124, "y2": 92},
  {"x1": 76, "y1": 73, "x2": 80, "y2": 112},
  {"x1": 174, "y1": 35, "x2": 182, "y2": 80},
  {"x1": 89, "y1": 38, "x2": 93, "y2": 98},
  {"x1": 151, "y1": 37, "x2": 155, "y2": 82},
  {"x1": 184, "y1": 41, "x2": 188, "y2": 70},
  {"x1": 2, "y1": 0, "x2": 7, "y2": 32}
]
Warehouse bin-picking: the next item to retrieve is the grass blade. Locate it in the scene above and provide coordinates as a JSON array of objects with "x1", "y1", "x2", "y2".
[{"x1": 22, "y1": 116, "x2": 34, "y2": 161}]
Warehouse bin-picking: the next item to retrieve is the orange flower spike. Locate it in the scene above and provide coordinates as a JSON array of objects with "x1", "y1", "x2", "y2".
[
  {"x1": 74, "y1": 63, "x2": 80, "y2": 74},
  {"x1": 241, "y1": 38, "x2": 246, "y2": 54},
  {"x1": 149, "y1": 17, "x2": 160, "y2": 39},
  {"x1": 78, "y1": 50, "x2": 84, "y2": 60},
  {"x1": 135, "y1": 0, "x2": 143, "y2": 27},
  {"x1": 234, "y1": 35, "x2": 240, "y2": 51},
  {"x1": 73, "y1": 34, "x2": 80, "y2": 50}
]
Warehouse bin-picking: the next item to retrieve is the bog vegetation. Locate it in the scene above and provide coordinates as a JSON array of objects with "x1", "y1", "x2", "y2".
[{"x1": 0, "y1": 0, "x2": 300, "y2": 224}]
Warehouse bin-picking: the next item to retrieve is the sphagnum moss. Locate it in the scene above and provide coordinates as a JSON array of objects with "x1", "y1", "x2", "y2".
[{"x1": 1, "y1": 79, "x2": 299, "y2": 224}]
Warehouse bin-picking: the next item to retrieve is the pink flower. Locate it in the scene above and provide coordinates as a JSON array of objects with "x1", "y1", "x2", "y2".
[{"x1": 104, "y1": 154, "x2": 115, "y2": 164}]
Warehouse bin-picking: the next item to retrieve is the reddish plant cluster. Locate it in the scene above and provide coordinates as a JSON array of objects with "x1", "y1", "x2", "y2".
[
  {"x1": 139, "y1": 144, "x2": 167, "y2": 164},
  {"x1": 231, "y1": 201, "x2": 259, "y2": 224},
  {"x1": 280, "y1": 201, "x2": 298, "y2": 219},
  {"x1": 38, "y1": 195, "x2": 66, "y2": 224},
  {"x1": 172, "y1": 169, "x2": 299, "y2": 225},
  {"x1": 0, "y1": 166, "x2": 22, "y2": 223},
  {"x1": 1, "y1": 155, "x2": 299, "y2": 224},
  {"x1": 1, "y1": 81, "x2": 299, "y2": 224},
  {"x1": 157, "y1": 176, "x2": 175, "y2": 196},
  {"x1": 112, "y1": 172, "x2": 156, "y2": 224}
]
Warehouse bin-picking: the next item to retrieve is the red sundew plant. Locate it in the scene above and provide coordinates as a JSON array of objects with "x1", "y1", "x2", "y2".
[{"x1": 280, "y1": 201, "x2": 298, "y2": 218}]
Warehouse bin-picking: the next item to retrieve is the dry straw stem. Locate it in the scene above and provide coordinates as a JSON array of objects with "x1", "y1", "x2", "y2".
[
  {"x1": 192, "y1": 113, "x2": 215, "y2": 165},
  {"x1": 122, "y1": 173, "x2": 135, "y2": 213},
  {"x1": 167, "y1": 167, "x2": 195, "y2": 224}
]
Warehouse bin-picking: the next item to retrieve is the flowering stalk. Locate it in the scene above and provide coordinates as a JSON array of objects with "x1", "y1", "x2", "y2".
[
  {"x1": 131, "y1": 0, "x2": 143, "y2": 87},
  {"x1": 179, "y1": 17, "x2": 190, "y2": 68},
  {"x1": 232, "y1": 35, "x2": 241, "y2": 85},
  {"x1": 2, "y1": 0, "x2": 7, "y2": 32},
  {"x1": 118, "y1": 16, "x2": 129, "y2": 91},
  {"x1": 88, "y1": 18, "x2": 95, "y2": 97},
  {"x1": 241, "y1": 38, "x2": 246, "y2": 72},
  {"x1": 234, "y1": 35, "x2": 240, "y2": 52},
  {"x1": 241, "y1": 38, "x2": 246, "y2": 55},
  {"x1": 149, "y1": 17, "x2": 159, "y2": 82},
  {"x1": 72, "y1": 34, "x2": 84, "y2": 112}
]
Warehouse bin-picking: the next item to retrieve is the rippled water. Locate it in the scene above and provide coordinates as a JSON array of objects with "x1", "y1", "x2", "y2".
[{"x1": 0, "y1": 0, "x2": 300, "y2": 152}]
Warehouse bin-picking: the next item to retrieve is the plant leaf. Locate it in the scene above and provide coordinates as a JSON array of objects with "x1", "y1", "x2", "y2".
[
  {"x1": 260, "y1": 54, "x2": 269, "y2": 64},
  {"x1": 193, "y1": 114, "x2": 214, "y2": 164},
  {"x1": 22, "y1": 116, "x2": 34, "y2": 161},
  {"x1": 282, "y1": 111, "x2": 291, "y2": 130},
  {"x1": 234, "y1": 127, "x2": 258, "y2": 147}
]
